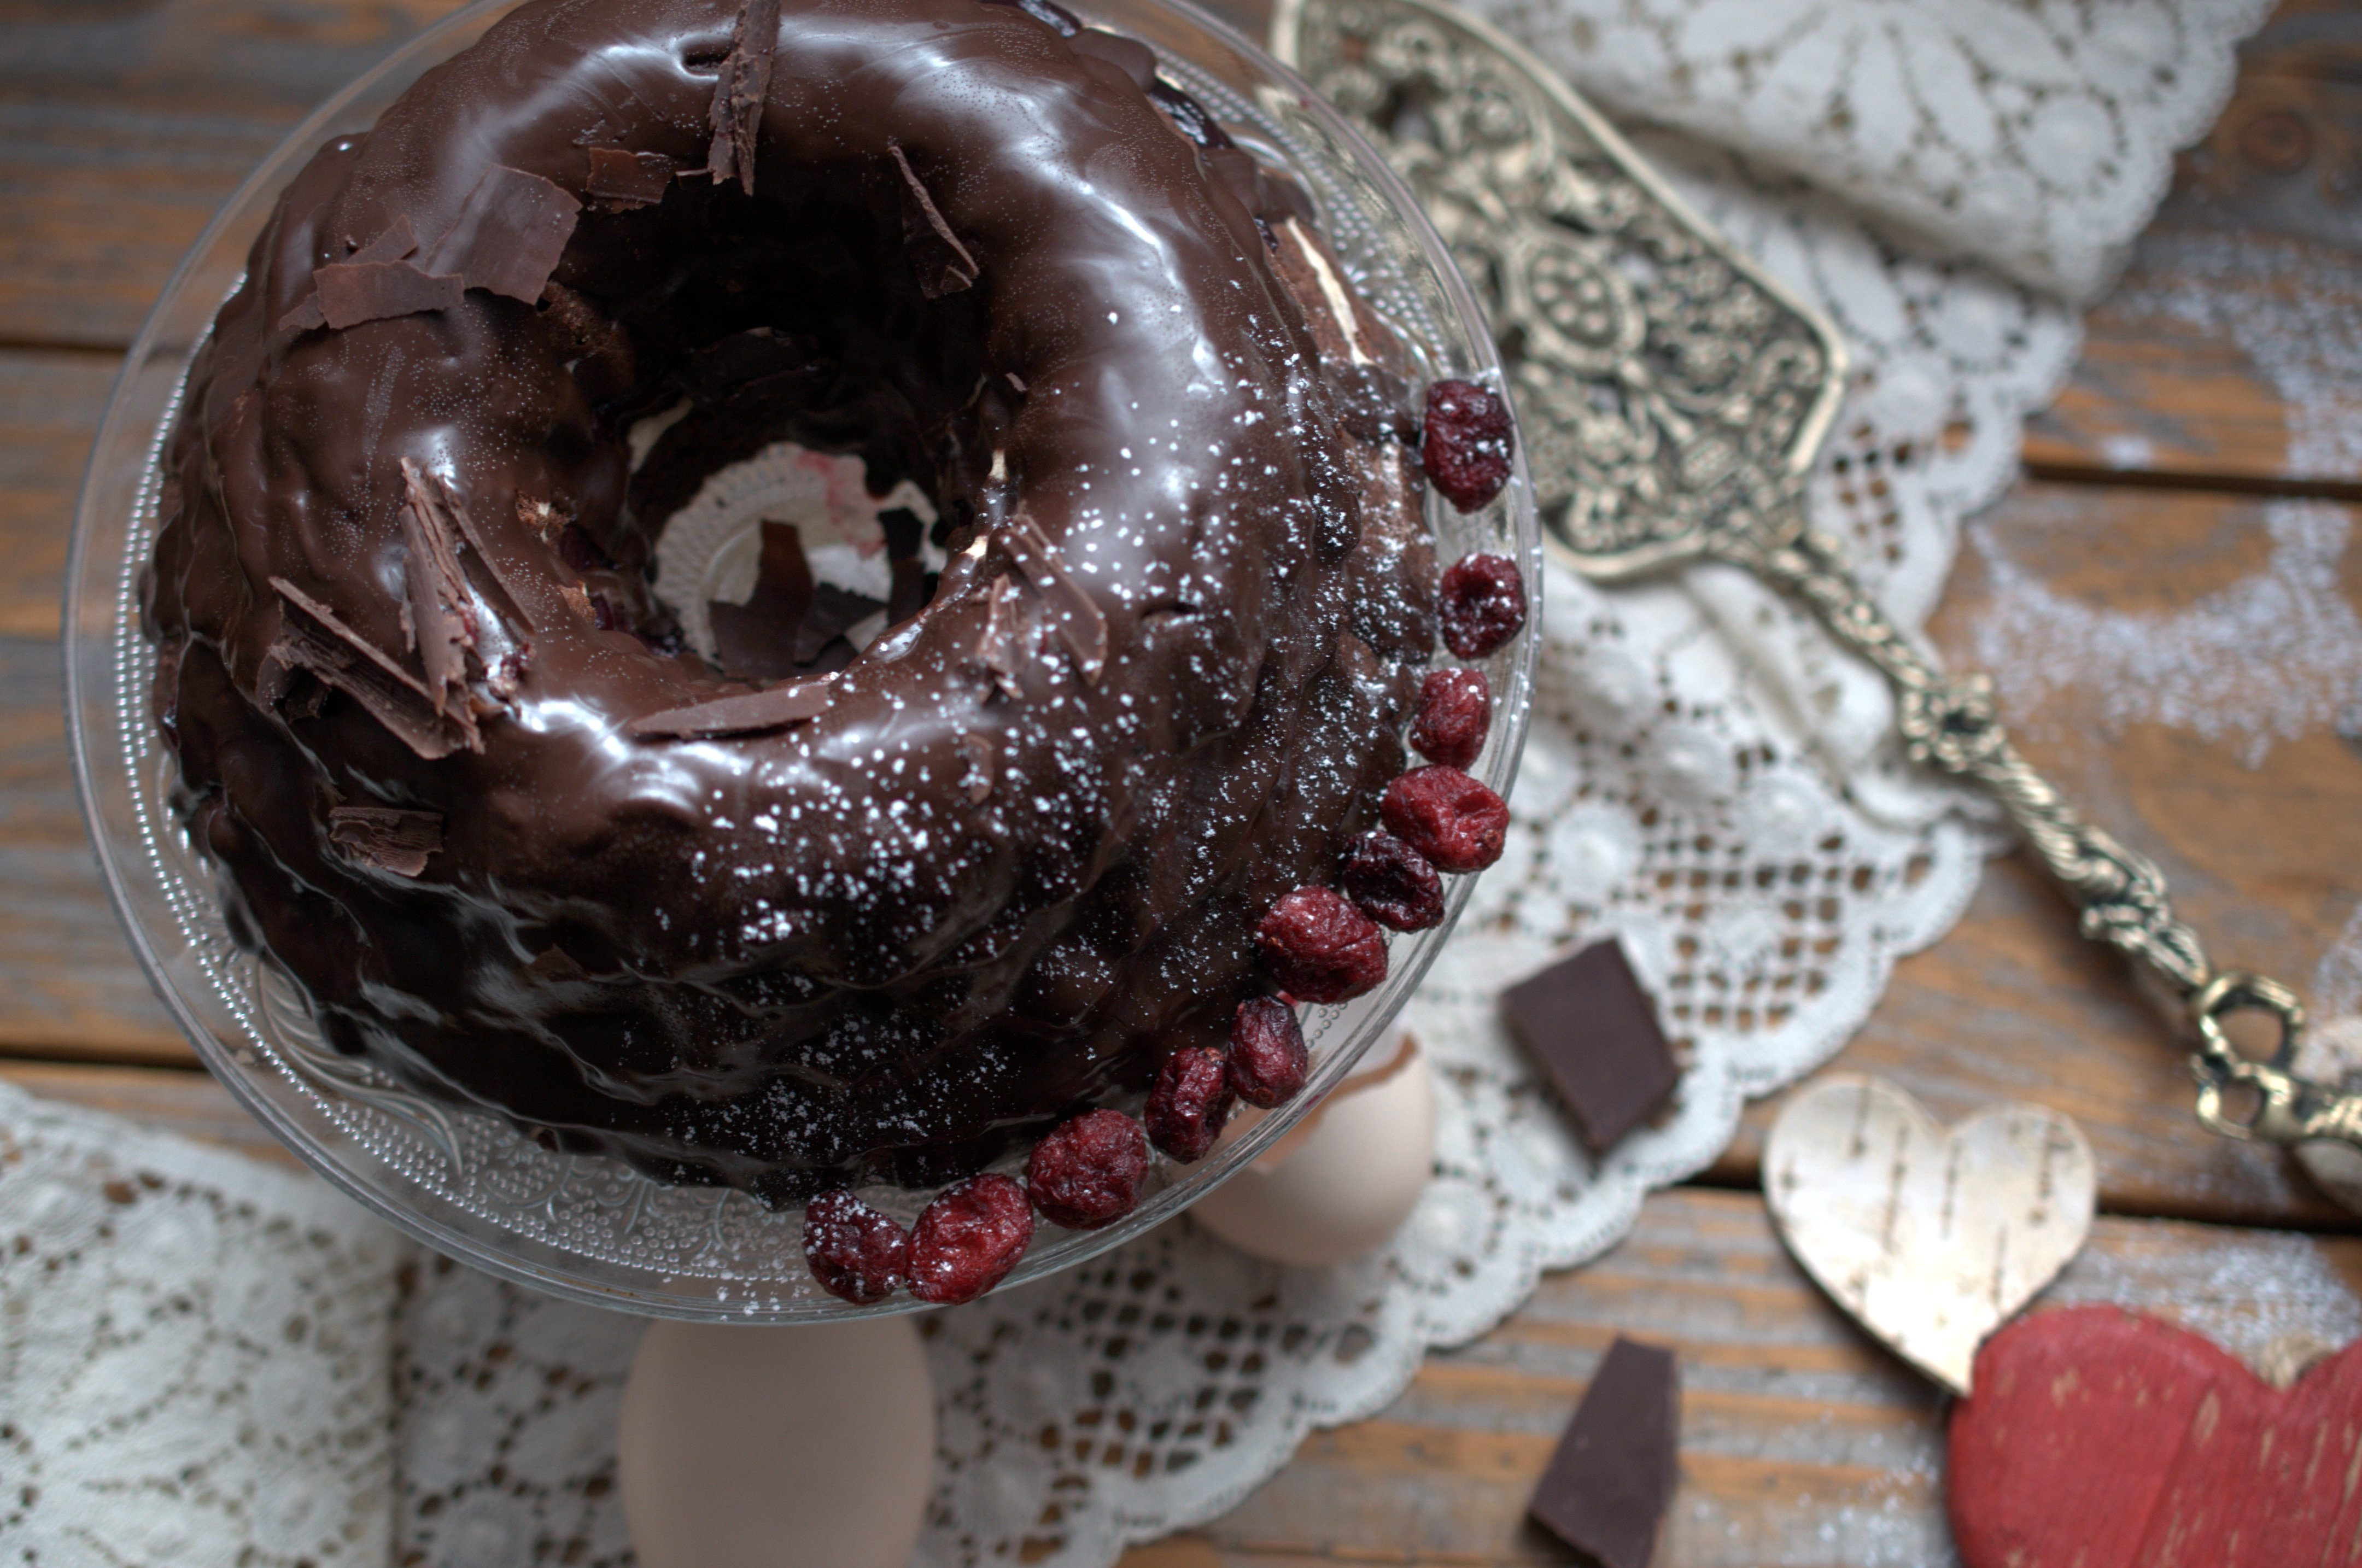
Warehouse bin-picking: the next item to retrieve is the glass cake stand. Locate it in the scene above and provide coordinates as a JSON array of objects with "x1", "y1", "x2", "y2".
[{"x1": 64, "y1": 0, "x2": 1540, "y2": 1321}]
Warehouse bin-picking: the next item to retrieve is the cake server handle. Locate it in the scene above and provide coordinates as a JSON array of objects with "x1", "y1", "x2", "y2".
[{"x1": 1729, "y1": 503, "x2": 2362, "y2": 1151}]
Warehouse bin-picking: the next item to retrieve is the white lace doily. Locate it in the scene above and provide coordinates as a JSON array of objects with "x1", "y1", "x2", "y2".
[
  {"x1": 25, "y1": 0, "x2": 2272, "y2": 1561},
  {"x1": 1466, "y1": 0, "x2": 2276, "y2": 304},
  {"x1": 0, "y1": 1083, "x2": 405, "y2": 1568}
]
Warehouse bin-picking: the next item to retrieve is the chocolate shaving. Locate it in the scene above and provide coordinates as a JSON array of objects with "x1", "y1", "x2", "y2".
[
  {"x1": 705, "y1": 0, "x2": 781, "y2": 194},
  {"x1": 1528, "y1": 1337, "x2": 1680, "y2": 1568},
  {"x1": 347, "y1": 215, "x2": 419, "y2": 265},
  {"x1": 709, "y1": 521, "x2": 815, "y2": 681},
  {"x1": 266, "y1": 576, "x2": 480, "y2": 758},
  {"x1": 418, "y1": 165, "x2": 582, "y2": 305},
  {"x1": 1069, "y1": 28, "x2": 1155, "y2": 88},
  {"x1": 276, "y1": 293, "x2": 328, "y2": 334},
  {"x1": 971, "y1": 574, "x2": 1027, "y2": 699},
  {"x1": 314, "y1": 260, "x2": 465, "y2": 330},
  {"x1": 957, "y1": 733, "x2": 996, "y2": 803},
  {"x1": 396, "y1": 460, "x2": 482, "y2": 713},
  {"x1": 328, "y1": 805, "x2": 443, "y2": 878},
  {"x1": 888, "y1": 142, "x2": 979, "y2": 298},
  {"x1": 1002, "y1": 515, "x2": 1107, "y2": 683},
  {"x1": 1500, "y1": 939, "x2": 1681, "y2": 1152},
  {"x1": 402, "y1": 459, "x2": 538, "y2": 642},
  {"x1": 628, "y1": 679, "x2": 833, "y2": 739},
  {"x1": 584, "y1": 145, "x2": 677, "y2": 206}
]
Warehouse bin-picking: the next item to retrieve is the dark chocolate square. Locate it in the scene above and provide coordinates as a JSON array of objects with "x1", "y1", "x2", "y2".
[
  {"x1": 1529, "y1": 1336, "x2": 1680, "y2": 1568},
  {"x1": 1501, "y1": 938, "x2": 1680, "y2": 1152}
]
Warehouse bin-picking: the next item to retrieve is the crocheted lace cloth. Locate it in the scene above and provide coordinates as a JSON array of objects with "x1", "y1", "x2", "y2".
[{"x1": 11, "y1": 1, "x2": 2271, "y2": 1562}]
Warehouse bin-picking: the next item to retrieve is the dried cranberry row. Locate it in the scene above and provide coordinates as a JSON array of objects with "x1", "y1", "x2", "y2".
[{"x1": 800, "y1": 388, "x2": 1527, "y2": 1308}]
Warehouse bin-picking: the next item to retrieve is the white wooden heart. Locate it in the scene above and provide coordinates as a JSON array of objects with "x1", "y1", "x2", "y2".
[{"x1": 1764, "y1": 1073, "x2": 2096, "y2": 1395}]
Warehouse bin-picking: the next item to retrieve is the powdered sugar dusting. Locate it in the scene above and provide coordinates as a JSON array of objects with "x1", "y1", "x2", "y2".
[
  {"x1": 1965, "y1": 497, "x2": 2362, "y2": 765},
  {"x1": 1966, "y1": 231, "x2": 2362, "y2": 765}
]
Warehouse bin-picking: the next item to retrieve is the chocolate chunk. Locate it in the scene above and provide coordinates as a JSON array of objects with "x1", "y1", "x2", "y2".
[
  {"x1": 1528, "y1": 1337, "x2": 1680, "y2": 1568},
  {"x1": 418, "y1": 165, "x2": 582, "y2": 305},
  {"x1": 1070, "y1": 28, "x2": 1155, "y2": 87},
  {"x1": 346, "y1": 215, "x2": 418, "y2": 264},
  {"x1": 889, "y1": 141, "x2": 979, "y2": 298},
  {"x1": 628, "y1": 679, "x2": 833, "y2": 739},
  {"x1": 327, "y1": 806, "x2": 443, "y2": 878},
  {"x1": 1500, "y1": 939, "x2": 1680, "y2": 1152},
  {"x1": 314, "y1": 260, "x2": 464, "y2": 330},
  {"x1": 584, "y1": 145, "x2": 677, "y2": 206},
  {"x1": 705, "y1": 0, "x2": 781, "y2": 194},
  {"x1": 708, "y1": 522, "x2": 816, "y2": 680}
]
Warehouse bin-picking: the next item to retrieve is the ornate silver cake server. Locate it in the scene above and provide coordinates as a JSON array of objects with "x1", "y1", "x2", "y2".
[{"x1": 1274, "y1": 0, "x2": 2362, "y2": 1155}]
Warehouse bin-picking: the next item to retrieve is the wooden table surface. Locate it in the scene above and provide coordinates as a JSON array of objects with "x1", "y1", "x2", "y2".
[{"x1": 3, "y1": 1, "x2": 2359, "y2": 1563}]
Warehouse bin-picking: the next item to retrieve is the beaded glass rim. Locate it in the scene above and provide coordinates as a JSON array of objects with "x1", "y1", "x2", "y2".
[{"x1": 65, "y1": 0, "x2": 1541, "y2": 1320}]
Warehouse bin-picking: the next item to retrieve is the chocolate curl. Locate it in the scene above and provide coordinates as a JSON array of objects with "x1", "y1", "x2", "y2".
[
  {"x1": 584, "y1": 145, "x2": 677, "y2": 206},
  {"x1": 328, "y1": 806, "x2": 443, "y2": 878},
  {"x1": 628, "y1": 679, "x2": 833, "y2": 739},
  {"x1": 1002, "y1": 515, "x2": 1108, "y2": 683},
  {"x1": 347, "y1": 215, "x2": 419, "y2": 264},
  {"x1": 889, "y1": 142, "x2": 979, "y2": 297},
  {"x1": 417, "y1": 165, "x2": 582, "y2": 305},
  {"x1": 265, "y1": 576, "x2": 480, "y2": 759},
  {"x1": 314, "y1": 261, "x2": 464, "y2": 331},
  {"x1": 705, "y1": 0, "x2": 781, "y2": 195},
  {"x1": 395, "y1": 459, "x2": 481, "y2": 719}
]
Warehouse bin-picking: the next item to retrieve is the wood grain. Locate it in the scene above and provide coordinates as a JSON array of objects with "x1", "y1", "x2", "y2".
[
  {"x1": 0, "y1": 350, "x2": 118, "y2": 637},
  {"x1": 2022, "y1": 0, "x2": 2362, "y2": 490},
  {"x1": 0, "y1": 631, "x2": 191, "y2": 1060},
  {"x1": 1112, "y1": 1186, "x2": 2362, "y2": 1568},
  {"x1": 0, "y1": 0, "x2": 465, "y2": 349}
]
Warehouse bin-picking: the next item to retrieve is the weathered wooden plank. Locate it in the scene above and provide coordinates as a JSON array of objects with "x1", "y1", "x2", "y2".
[
  {"x1": 1112, "y1": 1187, "x2": 2362, "y2": 1568},
  {"x1": 2022, "y1": 0, "x2": 2362, "y2": 489},
  {"x1": 0, "y1": 0, "x2": 464, "y2": 348},
  {"x1": 0, "y1": 1056, "x2": 290, "y2": 1163},
  {"x1": 0, "y1": 633, "x2": 191, "y2": 1060},
  {"x1": 1710, "y1": 483, "x2": 2362, "y2": 1227},
  {"x1": 0, "y1": 350, "x2": 118, "y2": 638}
]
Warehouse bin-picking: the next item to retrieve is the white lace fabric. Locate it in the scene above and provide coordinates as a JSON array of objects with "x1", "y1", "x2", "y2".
[
  {"x1": 21, "y1": 1, "x2": 2271, "y2": 1563},
  {"x1": 0, "y1": 1083, "x2": 404, "y2": 1568}
]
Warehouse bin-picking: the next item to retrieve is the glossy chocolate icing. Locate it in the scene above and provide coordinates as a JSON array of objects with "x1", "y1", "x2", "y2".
[{"x1": 145, "y1": 0, "x2": 1438, "y2": 1199}]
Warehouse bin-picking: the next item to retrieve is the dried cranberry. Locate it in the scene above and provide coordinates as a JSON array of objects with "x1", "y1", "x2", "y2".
[
  {"x1": 1228, "y1": 996, "x2": 1309, "y2": 1108},
  {"x1": 1025, "y1": 1109, "x2": 1149, "y2": 1230},
  {"x1": 1145, "y1": 1045, "x2": 1235, "y2": 1163},
  {"x1": 1420, "y1": 379, "x2": 1515, "y2": 512},
  {"x1": 1437, "y1": 553, "x2": 1527, "y2": 659},
  {"x1": 908, "y1": 1173, "x2": 1034, "y2": 1304},
  {"x1": 1382, "y1": 766, "x2": 1510, "y2": 873},
  {"x1": 801, "y1": 1189, "x2": 909, "y2": 1305},
  {"x1": 1338, "y1": 832, "x2": 1446, "y2": 932},
  {"x1": 1411, "y1": 668, "x2": 1491, "y2": 768},
  {"x1": 1255, "y1": 886, "x2": 1388, "y2": 1003}
]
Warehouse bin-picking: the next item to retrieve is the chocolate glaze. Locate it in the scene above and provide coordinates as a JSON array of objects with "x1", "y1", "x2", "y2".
[{"x1": 145, "y1": 0, "x2": 1439, "y2": 1200}]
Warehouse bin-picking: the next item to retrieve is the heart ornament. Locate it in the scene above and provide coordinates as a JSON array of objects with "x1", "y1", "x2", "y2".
[
  {"x1": 1950, "y1": 1306, "x2": 2362, "y2": 1566},
  {"x1": 1764, "y1": 1074, "x2": 2096, "y2": 1393}
]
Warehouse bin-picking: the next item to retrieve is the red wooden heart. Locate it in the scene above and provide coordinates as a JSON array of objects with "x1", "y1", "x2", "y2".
[{"x1": 1948, "y1": 1305, "x2": 2362, "y2": 1567}]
